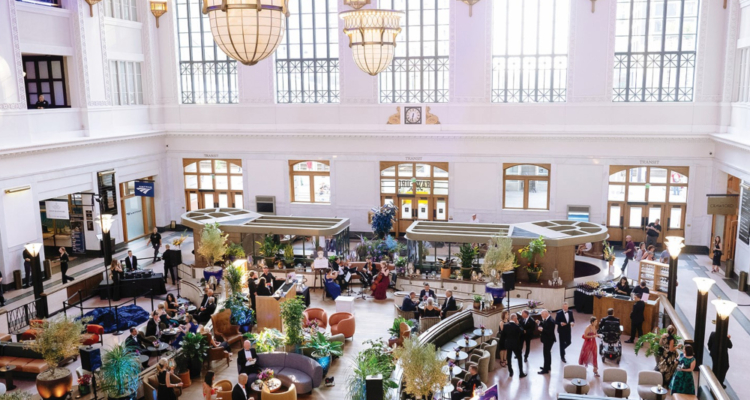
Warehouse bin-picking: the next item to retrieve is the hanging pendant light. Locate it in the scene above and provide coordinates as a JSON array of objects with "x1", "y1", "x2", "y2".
[
  {"x1": 202, "y1": 0, "x2": 290, "y2": 66},
  {"x1": 340, "y1": 0, "x2": 403, "y2": 76}
]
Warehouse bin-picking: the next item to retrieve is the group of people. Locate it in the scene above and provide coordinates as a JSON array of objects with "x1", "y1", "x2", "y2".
[
  {"x1": 400, "y1": 284, "x2": 458, "y2": 319},
  {"x1": 324, "y1": 256, "x2": 393, "y2": 301}
]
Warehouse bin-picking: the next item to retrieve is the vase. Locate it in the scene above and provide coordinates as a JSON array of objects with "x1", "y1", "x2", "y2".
[
  {"x1": 314, "y1": 355, "x2": 332, "y2": 376},
  {"x1": 36, "y1": 368, "x2": 73, "y2": 400},
  {"x1": 473, "y1": 301, "x2": 480, "y2": 310},
  {"x1": 78, "y1": 385, "x2": 91, "y2": 396}
]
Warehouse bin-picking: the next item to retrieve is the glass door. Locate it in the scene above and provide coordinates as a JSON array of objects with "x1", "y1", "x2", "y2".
[
  {"x1": 434, "y1": 197, "x2": 448, "y2": 221},
  {"x1": 624, "y1": 204, "x2": 646, "y2": 244},
  {"x1": 416, "y1": 197, "x2": 431, "y2": 220},
  {"x1": 607, "y1": 202, "x2": 624, "y2": 242},
  {"x1": 399, "y1": 198, "x2": 415, "y2": 233},
  {"x1": 665, "y1": 204, "x2": 686, "y2": 239}
]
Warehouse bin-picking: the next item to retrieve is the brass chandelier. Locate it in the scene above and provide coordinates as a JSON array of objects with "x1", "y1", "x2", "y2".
[{"x1": 340, "y1": 0, "x2": 404, "y2": 76}]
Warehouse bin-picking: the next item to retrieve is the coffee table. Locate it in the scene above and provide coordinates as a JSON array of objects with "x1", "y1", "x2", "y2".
[
  {"x1": 442, "y1": 384, "x2": 454, "y2": 400},
  {"x1": 442, "y1": 350, "x2": 468, "y2": 362},
  {"x1": 571, "y1": 378, "x2": 587, "y2": 394},
  {"x1": 161, "y1": 328, "x2": 178, "y2": 344},
  {"x1": 611, "y1": 381, "x2": 629, "y2": 398},
  {"x1": 138, "y1": 354, "x2": 150, "y2": 368},
  {"x1": 651, "y1": 385, "x2": 668, "y2": 400},
  {"x1": 0, "y1": 365, "x2": 16, "y2": 390},
  {"x1": 472, "y1": 328, "x2": 494, "y2": 344},
  {"x1": 147, "y1": 342, "x2": 170, "y2": 358},
  {"x1": 251, "y1": 378, "x2": 282, "y2": 393},
  {"x1": 456, "y1": 339, "x2": 477, "y2": 349},
  {"x1": 442, "y1": 365, "x2": 462, "y2": 377}
]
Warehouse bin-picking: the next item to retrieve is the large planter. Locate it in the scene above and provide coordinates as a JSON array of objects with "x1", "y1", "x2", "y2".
[
  {"x1": 178, "y1": 370, "x2": 191, "y2": 388},
  {"x1": 484, "y1": 283, "x2": 506, "y2": 306},
  {"x1": 441, "y1": 268, "x2": 452, "y2": 280},
  {"x1": 238, "y1": 324, "x2": 254, "y2": 334},
  {"x1": 78, "y1": 385, "x2": 91, "y2": 396},
  {"x1": 527, "y1": 269, "x2": 542, "y2": 283},
  {"x1": 460, "y1": 267, "x2": 472, "y2": 280},
  {"x1": 189, "y1": 358, "x2": 202, "y2": 379},
  {"x1": 314, "y1": 354, "x2": 332, "y2": 376},
  {"x1": 36, "y1": 368, "x2": 73, "y2": 400}
]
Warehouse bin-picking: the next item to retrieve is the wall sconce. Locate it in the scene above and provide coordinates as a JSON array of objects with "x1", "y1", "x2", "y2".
[
  {"x1": 84, "y1": 0, "x2": 102, "y2": 17},
  {"x1": 150, "y1": 1, "x2": 168, "y2": 28},
  {"x1": 457, "y1": 0, "x2": 481, "y2": 17},
  {"x1": 4, "y1": 185, "x2": 31, "y2": 194}
]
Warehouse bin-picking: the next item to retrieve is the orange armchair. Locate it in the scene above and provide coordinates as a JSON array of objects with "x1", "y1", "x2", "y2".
[
  {"x1": 19, "y1": 319, "x2": 44, "y2": 341},
  {"x1": 81, "y1": 324, "x2": 104, "y2": 346},
  {"x1": 329, "y1": 312, "x2": 355, "y2": 339},
  {"x1": 211, "y1": 309, "x2": 242, "y2": 346},
  {"x1": 303, "y1": 308, "x2": 328, "y2": 329}
]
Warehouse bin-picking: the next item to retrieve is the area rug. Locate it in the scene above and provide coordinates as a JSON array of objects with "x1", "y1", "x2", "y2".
[{"x1": 79, "y1": 304, "x2": 150, "y2": 333}]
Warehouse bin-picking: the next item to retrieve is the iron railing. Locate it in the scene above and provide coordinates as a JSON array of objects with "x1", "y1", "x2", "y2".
[{"x1": 6, "y1": 301, "x2": 37, "y2": 336}]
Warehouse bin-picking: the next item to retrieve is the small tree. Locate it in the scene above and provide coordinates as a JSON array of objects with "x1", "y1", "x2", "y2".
[
  {"x1": 26, "y1": 315, "x2": 88, "y2": 379},
  {"x1": 483, "y1": 235, "x2": 515, "y2": 284},
  {"x1": 198, "y1": 222, "x2": 228, "y2": 266},
  {"x1": 99, "y1": 343, "x2": 141, "y2": 398},
  {"x1": 279, "y1": 296, "x2": 307, "y2": 347},
  {"x1": 393, "y1": 337, "x2": 445, "y2": 400}
]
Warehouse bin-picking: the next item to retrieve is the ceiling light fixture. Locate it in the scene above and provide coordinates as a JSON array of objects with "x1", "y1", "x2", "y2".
[{"x1": 340, "y1": 0, "x2": 403, "y2": 76}]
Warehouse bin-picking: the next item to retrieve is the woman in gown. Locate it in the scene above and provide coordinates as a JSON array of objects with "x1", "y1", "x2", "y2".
[
  {"x1": 496, "y1": 310, "x2": 509, "y2": 367},
  {"x1": 203, "y1": 371, "x2": 216, "y2": 400},
  {"x1": 579, "y1": 316, "x2": 600, "y2": 377},
  {"x1": 156, "y1": 358, "x2": 182, "y2": 400},
  {"x1": 712, "y1": 236, "x2": 722, "y2": 273},
  {"x1": 171, "y1": 314, "x2": 197, "y2": 348},
  {"x1": 670, "y1": 345, "x2": 696, "y2": 394},
  {"x1": 658, "y1": 325, "x2": 680, "y2": 386},
  {"x1": 324, "y1": 269, "x2": 341, "y2": 300},
  {"x1": 372, "y1": 268, "x2": 390, "y2": 300}
]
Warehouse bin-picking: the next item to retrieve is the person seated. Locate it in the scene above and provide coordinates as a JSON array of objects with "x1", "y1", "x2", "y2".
[
  {"x1": 146, "y1": 311, "x2": 162, "y2": 339},
  {"x1": 164, "y1": 293, "x2": 178, "y2": 316},
  {"x1": 614, "y1": 277, "x2": 631, "y2": 296},
  {"x1": 237, "y1": 340, "x2": 260, "y2": 375},
  {"x1": 256, "y1": 277, "x2": 272, "y2": 296},
  {"x1": 643, "y1": 245, "x2": 656, "y2": 261},
  {"x1": 576, "y1": 242, "x2": 593, "y2": 256},
  {"x1": 196, "y1": 296, "x2": 217, "y2": 325},
  {"x1": 401, "y1": 292, "x2": 419, "y2": 316},
  {"x1": 324, "y1": 269, "x2": 342, "y2": 300},
  {"x1": 358, "y1": 256, "x2": 375, "y2": 286},
  {"x1": 422, "y1": 297, "x2": 441, "y2": 318},
  {"x1": 125, "y1": 327, "x2": 146, "y2": 351},
  {"x1": 419, "y1": 283, "x2": 436, "y2": 301},
  {"x1": 157, "y1": 304, "x2": 177, "y2": 328},
  {"x1": 441, "y1": 290, "x2": 458, "y2": 319},
  {"x1": 632, "y1": 280, "x2": 650, "y2": 297},
  {"x1": 659, "y1": 249, "x2": 670, "y2": 264},
  {"x1": 598, "y1": 308, "x2": 621, "y2": 334},
  {"x1": 192, "y1": 288, "x2": 215, "y2": 317},
  {"x1": 209, "y1": 331, "x2": 232, "y2": 360},
  {"x1": 451, "y1": 363, "x2": 482, "y2": 400},
  {"x1": 372, "y1": 268, "x2": 390, "y2": 301},
  {"x1": 171, "y1": 314, "x2": 198, "y2": 348}
]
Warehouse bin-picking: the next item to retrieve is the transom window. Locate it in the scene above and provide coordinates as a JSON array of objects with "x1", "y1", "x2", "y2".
[
  {"x1": 379, "y1": 0, "x2": 450, "y2": 103},
  {"x1": 276, "y1": 0, "x2": 339, "y2": 103},
  {"x1": 104, "y1": 0, "x2": 138, "y2": 21},
  {"x1": 613, "y1": 0, "x2": 700, "y2": 102},
  {"x1": 175, "y1": 0, "x2": 238, "y2": 104},
  {"x1": 183, "y1": 159, "x2": 243, "y2": 210},
  {"x1": 290, "y1": 161, "x2": 331, "y2": 204},
  {"x1": 491, "y1": 0, "x2": 570, "y2": 103},
  {"x1": 503, "y1": 164, "x2": 550, "y2": 210}
]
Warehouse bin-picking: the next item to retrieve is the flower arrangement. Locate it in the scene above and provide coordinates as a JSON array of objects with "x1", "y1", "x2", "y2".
[
  {"x1": 172, "y1": 230, "x2": 188, "y2": 247},
  {"x1": 371, "y1": 204, "x2": 398, "y2": 239},
  {"x1": 258, "y1": 368, "x2": 275, "y2": 382},
  {"x1": 527, "y1": 300, "x2": 540, "y2": 309},
  {"x1": 77, "y1": 374, "x2": 92, "y2": 386},
  {"x1": 480, "y1": 324, "x2": 485, "y2": 331},
  {"x1": 463, "y1": 334, "x2": 469, "y2": 342},
  {"x1": 304, "y1": 319, "x2": 320, "y2": 331}
]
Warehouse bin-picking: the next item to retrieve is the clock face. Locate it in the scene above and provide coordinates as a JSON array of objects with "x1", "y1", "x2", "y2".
[{"x1": 405, "y1": 107, "x2": 422, "y2": 124}]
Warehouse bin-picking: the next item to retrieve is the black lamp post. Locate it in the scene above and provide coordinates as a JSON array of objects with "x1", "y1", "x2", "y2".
[
  {"x1": 24, "y1": 243, "x2": 47, "y2": 318},
  {"x1": 692, "y1": 277, "x2": 715, "y2": 367},
  {"x1": 97, "y1": 213, "x2": 114, "y2": 310},
  {"x1": 711, "y1": 299, "x2": 737, "y2": 386},
  {"x1": 664, "y1": 236, "x2": 684, "y2": 307}
]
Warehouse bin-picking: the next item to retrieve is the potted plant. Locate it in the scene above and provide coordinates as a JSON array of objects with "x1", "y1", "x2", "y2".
[
  {"x1": 198, "y1": 222, "x2": 229, "y2": 267},
  {"x1": 0, "y1": 393, "x2": 33, "y2": 400},
  {"x1": 438, "y1": 257, "x2": 454, "y2": 279},
  {"x1": 223, "y1": 264, "x2": 244, "y2": 295},
  {"x1": 173, "y1": 353, "x2": 192, "y2": 388},
  {"x1": 393, "y1": 337, "x2": 445, "y2": 400},
  {"x1": 308, "y1": 332, "x2": 344, "y2": 376},
  {"x1": 345, "y1": 339, "x2": 398, "y2": 400},
  {"x1": 279, "y1": 296, "x2": 307, "y2": 352},
  {"x1": 283, "y1": 244, "x2": 295, "y2": 267},
  {"x1": 225, "y1": 243, "x2": 246, "y2": 262},
  {"x1": 472, "y1": 294, "x2": 483, "y2": 310},
  {"x1": 243, "y1": 328, "x2": 286, "y2": 353},
  {"x1": 635, "y1": 328, "x2": 683, "y2": 367},
  {"x1": 221, "y1": 294, "x2": 255, "y2": 333},
  {"x1": 454, "y1": 243, "x2": 478, "y2": 280},
  {"x1": 371, "y1": 204, "x2": 398, "y2": 239},
  {"x1": 256, "y1": 234, "x2": 281, "y2": 266},
  {"x1": 388, "y1": 317, "x2": 414, "y2": 338},
  {"x1": 394, "y1": 256, "x2": 407, "y2": 269},
  {"x1": 26, "y1": 316, "x2": 87, "y2": 400},
  {"x1": 519, "y1": 236, "x2": 547, "y2": 282},
  {"x1": 77, "y1": 374, "x2": 92, "y2": 395},
  {"x1": 603, "y1": 240, "x2": 616, "y2": 269},
  {"x1": 172, "y1": 230, "x2": 188, "y2": 249},
  {"x1": 180, "y1": 332, "x2": 209, "y2": 379},
  {"x1": 99, "y1": 343, "x2": 141, "y2": 400}
]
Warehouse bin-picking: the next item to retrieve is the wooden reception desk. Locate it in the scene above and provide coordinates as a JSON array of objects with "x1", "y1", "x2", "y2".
[
  {"x1": 593, "y1": 294, "x2": 660, "y2": 334},
  {"x1": 256, "y1": 282, "x2": 297, "y2": 331}
]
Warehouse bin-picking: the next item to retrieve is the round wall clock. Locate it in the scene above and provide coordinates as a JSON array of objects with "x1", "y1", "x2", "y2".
[{"x1": 405, "y1": 106, "x2": 422, "y2": 124}]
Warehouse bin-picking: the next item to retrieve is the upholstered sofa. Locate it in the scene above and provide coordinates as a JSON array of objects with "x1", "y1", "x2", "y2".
[
  {"x1": 0, "y1": 342, "x2": 48, "y2": 377},
  {"x1": 246, "y1": 352, "x2": 323, "y2": 394}
]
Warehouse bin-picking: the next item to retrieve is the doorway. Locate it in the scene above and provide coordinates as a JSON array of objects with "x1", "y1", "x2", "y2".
[
  {"x1": 379, "y1": 162, "x2": 449, "y2": 236},
  {"x1": 710, "y1": 175, "x2": 741, "y2": 262}
]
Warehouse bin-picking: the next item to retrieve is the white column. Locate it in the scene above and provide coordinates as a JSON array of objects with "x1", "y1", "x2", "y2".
[{"x1": 0, "y1": 0, "x2": 26, "y2": 109}]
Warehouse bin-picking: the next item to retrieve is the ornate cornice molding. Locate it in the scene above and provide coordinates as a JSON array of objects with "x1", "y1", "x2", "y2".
[
  {"x1": 0, "y1": 132, "x2": 165, "y2": 158},
  {"x1": 4, "y1": 0, "x2": 26, "y2": 110}
]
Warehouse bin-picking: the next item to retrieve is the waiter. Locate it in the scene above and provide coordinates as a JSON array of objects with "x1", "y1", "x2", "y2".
[
  {"x1": 261, "y1": 266, "x2": 275, "y2": 291},
  {"x1": 162, "y1": 244, "x2": 178, "y2": 285},
  {"x1": 149, "y1": 227, "x2": 161, "y2": 263}
]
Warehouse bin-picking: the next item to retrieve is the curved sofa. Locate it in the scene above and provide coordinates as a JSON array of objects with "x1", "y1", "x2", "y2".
[{"x1": 245, "y1": 352, "x2": 323, "y2": 394}]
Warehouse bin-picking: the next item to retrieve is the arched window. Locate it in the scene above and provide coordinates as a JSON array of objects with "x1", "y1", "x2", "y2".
[
  {"x1": 379, "y1": 0, "x2": 450, "y2": 103},
  {"x1": 276, "y1": 0, "x2": 340, "y2": 103},
  {"x1": 492, "y1": 0, "x2": 571, "y2": 103},
  {"x1": 183, "y1": 159, "x2": 243, "y2": 210},
  {"x1": 503, "y1": 164, "x2": 550, "y2": 210},
  {"x1": 290, "y1": 161, "x2": 331, "y2": 203}
]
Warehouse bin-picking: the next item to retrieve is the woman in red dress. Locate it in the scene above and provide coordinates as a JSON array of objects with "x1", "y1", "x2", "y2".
[
  {"x1": 372, "y1": 268, "x2": 390, "y2": 300},
  {"x1": 578, "y1": 316, "x2": 599, "y2": 377}
]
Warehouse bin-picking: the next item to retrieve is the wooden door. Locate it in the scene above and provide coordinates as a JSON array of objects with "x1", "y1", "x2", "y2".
[
  {"x1": 434, "y1": 197, "x2": 448, "y2": 221},
  {"x1": 664, "y1": 204, "x2": 686, "y2": 239},
  {"x1": 607, "y1": 202, "x2": 624, "y2": 242},
  {"x1": 186, "y1": 191, "x2": 200, "y2": 211},
  {"x1": 624, "y1": 204, "x2": 647, "y2": 244}
]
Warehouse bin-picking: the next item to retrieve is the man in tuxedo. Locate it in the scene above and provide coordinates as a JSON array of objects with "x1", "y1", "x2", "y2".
[
  {"x1": 401, "y1": 292, "x2": 419, "y2": 319},
  {"x1": 161, "y1": 244, "x2": 178, "y2": 285},
  {"x1": 261, "y1": 266, "x2": 275, "y2": 291},
  {"x1": 419, "y1": 283, "x2": 436, "y2": 301},
  {"x1": 441, "y1": 290, "x2": 457, "y2": 319},
  {"x1": 501, "y1": 314, "x2": 526, "y2": 378},
  {"x1": 196, "y1": 296, "x2": 216, "y2": 325},
  {"x1": 520, "y1": 310, "x2": 536, "y2": 362},
  {"x1": 707, "y1": 330, "x2": 733, "y2": 388},
  {"x1": 232, "y1": 373, "x2": 250, "y2": 400},
  {"x1": 192, "y1": 288, "x2": 215, "y2": 317},
  {"x1": 626, "y1": 294, "x2": 646, "y2": 343},
  {"x1": 538, "y1": 309, "x2": 556, "y2": 374},
  {"x1": 124, "y1": 250, "x2": 138, "y2": 271},
  {"x1": 556, "y1": 302, "x2": 575, "y2": 363},
  {"x1": 125, "y1": 327, "x2": 146, "y2": 351},
  {"x1": 237, "y1": 340, "x2": 260, "y2": 375},
  {"x1": 145, "y1": 311, "x2": 161, "y2": 339},
  {"x1": 598, "y1": 308, "x2": 620, "y2": 334},
  {"x1": 451, "y1": 363, "x2": 482, "y2": 400}
]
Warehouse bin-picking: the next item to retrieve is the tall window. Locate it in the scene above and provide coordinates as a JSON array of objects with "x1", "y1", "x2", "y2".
[
  {"x1": 175, "y1": 0, "x2": 238, "y2": 104},
  {"x1": 104, "y1": 0, "x2": 138, "y2": 21},
  {"x1": 613, "y1": 0, "x2": 699, "y2": 102},
  {"x1": 15, "y1": 0, "x2": 60, "y2": 7},
  {"x1": 491, "y1": 0, "x2": 570, "y2": 103},
  {"x1": 183, "y1": 159, "x2": 244, "y2": 210},
  {"x1": 735, "y1": 46, "x2": 750, "y2": 102},
  {"x1": 109, "y1": 61, "x2": 143, "y2": 105},
  {"x1": 276, "y1": 0, "x2": 339, "y2": 103},
  {"x1": 290, "y1": 161, "x2": 331, "y2": 204},
  {"x1": 503, "y1": 164, "x2": 550, "y2": 210},
  {"x1": 22, "y1": 55, "x2": 68, "y2": 108},
  {"x1": 380, "y1": 0, "x2": 450, "y2": 103}
]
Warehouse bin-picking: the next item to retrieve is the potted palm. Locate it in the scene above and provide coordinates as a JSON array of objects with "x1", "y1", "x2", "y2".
[
  {"x1": 27, "y1": 316, "x2": 87, "y2": 400},
  {"x1": 180, "y1": 332, "x2": 210, "y2": 379},
  {"x1": 256, "y1": 234, "x2": 281, "y2": 266},
  {"x1": 454, "y1": 243, "x2": 478, "y2": 280},
  {"x1": 308, "y1": 332, "x2": 343, "y2": 376},
  {"x1": 99, "y1": 343, "x2": 141, "y2": 400},
  {"x1": 279, "y1": 296, "x2": 307, "y2": 352},
  {"x1": 283, "y1": 244, "x2": 295, "y2": 267},
  {"x1": 198, "y1": 222, "x2": 229, "y2": 267},
  {"x1": 223, "y1": 264, "x2": 244, "y2": 296},
  {"x1": 393, "y1": 337, "x2": 445, "y2": 400}
]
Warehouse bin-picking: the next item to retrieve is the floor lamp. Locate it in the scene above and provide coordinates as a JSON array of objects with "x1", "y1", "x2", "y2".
[
  {"x1": 711, "y1": 299, "x2": 737, "y2": 386},
  {"x1": 24, "y1": 243, "x2": 47, "y2": 318},
  {"x1": 692, "y1": 277, "x2": 715, "y2": 367},
  {"x1": 664, "y1": 236, "x2": 685, "y2": 307}
]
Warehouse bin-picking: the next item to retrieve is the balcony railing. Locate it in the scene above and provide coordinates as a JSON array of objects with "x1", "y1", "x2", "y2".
[{"x1": 16, "y1": 0, "x2": 61, "y2": 7}]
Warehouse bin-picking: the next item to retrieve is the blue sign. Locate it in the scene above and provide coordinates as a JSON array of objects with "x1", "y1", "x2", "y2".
[{"x1": 134, "y1": 181, "x2": 154, "y2": 197}]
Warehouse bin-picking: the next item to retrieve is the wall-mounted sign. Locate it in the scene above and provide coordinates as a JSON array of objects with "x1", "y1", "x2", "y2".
[
  {"x1": 405, "y1": 156, "x2": 423, "y2": 161},
  {"x1": 739, "y1": 182, "x2": 750, "y2": 245},
  {"x1": 639, "y1": 160, "x2": 660, "y2": 165},
  {"x1": 134, "y1": 181, "x2": 155, "y2": 197},
  {"x1": 203, "y1": 154, "x2": 219, "y2": 158},
  {"x1": 707, "y1": 195, "x2": 739, "y2": 215},
  {"x1": 45, "y1": 201, "x2": 69, "y2": 220}
]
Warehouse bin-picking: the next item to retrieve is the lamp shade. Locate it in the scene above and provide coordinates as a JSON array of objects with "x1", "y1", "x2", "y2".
[
  {"x1": 202, "y1": 0, "x2": 289, "y2": 66},
  {"x1": 664, "y1": 236, "x2": 685, "y2": 259},
  {"x1": 712, "y1": 299, "x2": 737, "y2": 318},
  {"x1": 24, "y1": 243, "x2": 42, "y2": 257},
  {"x1": 150, "y1": 1, "x2": 168, "y2": 28},
  {"x1": 343, "y1": 0, "x2": 371, "y2": 9},
  {"x1": 98, "y1": 214, "x2": 114, "y2": 234},
  {"x1": 693, "y1": 277, "x2": 715, "y2": 294},
  {"x1": 340, "y1": 9, "x2": 404, "y2": 76}
]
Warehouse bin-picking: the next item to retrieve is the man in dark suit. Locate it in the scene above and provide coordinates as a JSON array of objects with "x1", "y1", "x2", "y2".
[
  {"x1": 125, "y1": 327, "x2": 146, "y2": 350},
  {"x1": 22, "y1": 247, "x2": 32, "y2": 288},
  {"x1": 441, "y1": 290, "x2": 457, "y2": 319},
  {"x1": 161, "y1": 244, "x2": 178, "y2": 284},
  {"x1": 237, "y1": 340, "x2": 260, "y2": 375},
  {"x1": 625, "y1": 293, "x2": 645, "y2": 343},
  {"x1": 501, "y1": 314, "x2": 526, "y2": 377},
  {"x1": 707, "y1": 330, "x2": 732, "y2": 388},
  {"x1": 232, "y1": 373, "x2": 250, "y2": 400},
  {"x1": 598, "y1": 308, "x2": 620, "y2": 334},
  {"x1": 556, "y1": 302, "x2": 575, "y2": 363},
  {"x1": 419, "y1": 283, "x2": 436, "y2": 301},
  {"x1": 538, "y1": 309, "x2": 556, "y2": 374},
  {"x1": 451, "y1": 363, "x2": 482, "y2": 400},
  {"x1": 261, "y1": 266, "x2": 275, "y2": 291},
  {"x1": 145, "y1": 311, "x2": 161, "y2": 339},
  {"x1": 196, "y1": 296, "x2": 217, "y2": 325},
  {"x1": 520, "y1": 310, "x2": 536, "y2": 362},
  {"x1": 124, "y1": 250, "x2": 138, "y2": 271}
]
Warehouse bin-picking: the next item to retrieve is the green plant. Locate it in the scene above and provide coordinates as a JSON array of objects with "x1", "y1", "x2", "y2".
[
  {"x1": 99, "y1": 343, "x2": 141, "y2": 398},
  {"x1": 394, "y1": 256, "x2": 407, "y2": 267},
  {"x1": 482, "y1": 235, "x2": 515, "y2": 283},
  {"x1": 244, "y1": 328, "x2": 285, "y2": 353},
  {"x1": 388, "y1": 317, "x2": 414, "y2": 336},
  {"x1": 603, "y1": 240, "x2": 616, "y2": 262},
  {"x1": 345, "y1": 339, "x2": 398, "y2": 400},
  {"x1": 198, "y1": 222, "x2": 229, "y2": 266},
  {"x1": 634, "y1": 329, "x2": 683, "y2": 358},
  {"x1": 0, "y1": 392, "x2": 33, "y2": 400},
  {"x1": 224, "y1": 264, "x2": 244, "y2": 294},
  {"x1": 519, "y1": 236, "x2": 547, "y2": 265},
  {"x1": 226, "y1": 243, "x2": 246, "y2": 258},
  {"x1": 26, "y1": 315, "x2": 89, "y2": 378},
  {"x1": 221, "y1": 294, "x2": 255, "y2": 326},
  {"x1": 308, "y1": 332, "x2": 344, "y2": 358},
  {"x1": 393, "y1": 337, "x2": 445, "y2": 399},
  {"x1": 256, "y1": 234, "x2": 281, "y2": 259},
  {"x1": 473, "y1": 294, "x2": 483, "y2": 303},
  {"x1": 283, "y1": 244, "x2": 295, "y2": 264},
  {"x1": 454, "y1": 243, "x2": 478, "y2": 279},
  {"x1": 180, "y1": 332, "x2": 210, "y2": 362},
  {"x1": 279, "y1": 296, "x2": 307, "y2": 347}
]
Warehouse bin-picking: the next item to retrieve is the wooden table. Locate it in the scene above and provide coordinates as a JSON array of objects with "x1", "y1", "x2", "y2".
[{"x1": 593, "y1": 295, "x2": 659, "y2": 335}]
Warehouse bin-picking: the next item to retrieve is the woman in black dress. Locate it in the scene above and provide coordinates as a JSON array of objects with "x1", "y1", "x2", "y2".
[
  {"x1": 712, "y1": 236, "x2": 722, "y2": 273},
  {"x1": 422, "y1": 298, "x2": 441, "y2": 317},
  {"x1": 156, "y1": 358, "x2": 181, "y2": 400},
  {"x1": 248, "y1": 271, "x2": 258, "y2": 310},
  {"x1": 110, "y1": 260, "x2": 124, "y2": 301},
  {"x1": 165, "y1": 293, "x2": 178, "y2": 316},
  {"x1": 257, "y1": 277, "x2": 272, "y2": 296},
  {"x1": 614, "y1": 277, "x2": 631, "y2": 296},
  {"x1": 58, "y1": 247, "x2": 74, "y2": 283}
]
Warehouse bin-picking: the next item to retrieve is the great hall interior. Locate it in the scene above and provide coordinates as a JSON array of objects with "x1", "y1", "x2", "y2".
[{"x1": 0, "y1": 1, "x2": 749, "y2": 400}]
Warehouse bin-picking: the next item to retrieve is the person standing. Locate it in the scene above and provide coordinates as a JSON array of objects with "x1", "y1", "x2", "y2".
[
  {"x1": 501, "y1": 314, "x2": 526, "y2": 378},
  {"x1": 521, "y1": 310, "x2": 536, "y2": 362},
  {"x1": 34, "y1": 95, "x2": 49, "y2": 109},
  {"x1": 261, "y1": 266, "x2": 275, "y2": 291},
  {"x1": 22, "y1": 247, "x2": 32, "y2": 288},
  {"x1": 646, "y1": 218, "x2": 661, "y2": 248},
  {"x1": 538, "y1": 309, "x2": 556, "y2": 374},
  {"x1": 203, "y1": 371, "x2": 216, "y2": 400},
  {"x1": 670, "y1": 345, "x2": 696, "y2": 395},
  {"x1": 578, "y1": 317, "x2": 600, "y2": 377},
  {"x1": 232, "y1": 374, "x2": 250, "y2": 400},
  {"x1": 632, "y1": 280, "x2": 650, "y2": 297},
  {"x1": 711, "y1": 236, "x2": 722, "y2": 274},
  {"x1": 162, "y1": 244, "x2": 178, "y2": 285},
  {"x1": 110, "y1": 260, "x2": 123, "y2": 301},
  {"x1": 626, "y1": 293, "x2": 645, "y2": 343},
  {"x1": 124, "y1": 250, "x2": 138, "y2": 271},
  {"x1": 156, "y1": 358, "x2": 182, "y2": 400},
  {"x1": 622, "y1": 235, "x2": 636, "y2": 274},
  {"x1": 707, "y1": 330, "x2": 732, "y2": 388},
  {"x1": 658, "y1": 325, "x2": 679, "y2": 386},
  {"x1": 556, "y1": 302, "x2": 575, "y2": 363},
  {"x1": 0, "y1": 270, "x2": 4, "y2": 307},
  {"x1": 58, "y1": 247, "x2": 74, "y2": 284},
  {"x1": 149, "y1": 228, "x2": 162, "y2": 263},
  {"x1": 496, "y1": 310, "x2": 509, "y2": 368},
  {"x1": 247, "y1": 271, "x2": 258, "y2": 311}
]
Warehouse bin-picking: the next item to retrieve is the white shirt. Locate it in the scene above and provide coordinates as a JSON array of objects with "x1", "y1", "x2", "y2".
[
  {"x1": 563, "y1": 311, "x2": 569, "y2": 323},
  {"x1": 244, "y1": 350, "x2": 254, "y2": 366}
]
